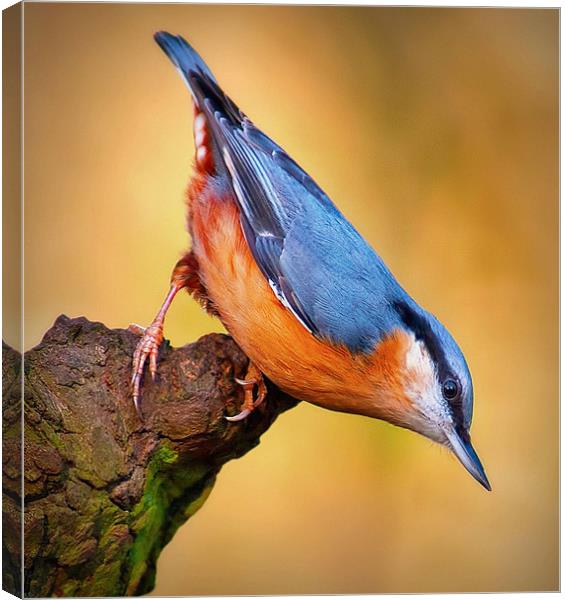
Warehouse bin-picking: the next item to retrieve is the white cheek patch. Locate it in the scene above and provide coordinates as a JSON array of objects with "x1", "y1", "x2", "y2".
[
  {"x1": 405, "y1": 338, "x2": 427, "y2": 373},
  {"x1": 404, "y1": 337, "x2": 446, "y2": 424},
  {"x1": 405, "y1": 338, "x2": 434, "y2": 383}
]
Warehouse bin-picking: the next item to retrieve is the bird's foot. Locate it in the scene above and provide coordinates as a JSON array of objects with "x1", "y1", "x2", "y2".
[
  {"x1": 129, "y1": 320, "x2": 164, "y2": 416},
  {"x1": 225, "y1": 362, "x2": 267, "y2": 422}
]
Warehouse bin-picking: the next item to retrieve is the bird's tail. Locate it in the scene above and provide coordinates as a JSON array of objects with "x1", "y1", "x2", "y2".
[
  {"x1": 154, "y1": 32, "x2": 217, "y2": 91},
  {"x1": 154, "y1": 31, "x2": 243, "y2": 127}
]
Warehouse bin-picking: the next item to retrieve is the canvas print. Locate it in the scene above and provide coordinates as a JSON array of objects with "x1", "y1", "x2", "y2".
[{"x1": 2, "y1": 3, "x2": 558, "y2": 597}]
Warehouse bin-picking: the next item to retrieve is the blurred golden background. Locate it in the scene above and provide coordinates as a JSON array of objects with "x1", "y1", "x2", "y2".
[{"x1": 22, "y1": 4, "x2": 558, "y2": 594}]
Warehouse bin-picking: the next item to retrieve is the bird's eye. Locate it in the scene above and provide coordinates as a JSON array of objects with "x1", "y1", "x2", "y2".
[{"x1": 442, "y1": 379, "x2": 459, "y2": 399}]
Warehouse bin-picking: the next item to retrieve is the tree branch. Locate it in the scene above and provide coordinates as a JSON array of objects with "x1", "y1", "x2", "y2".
[{"x1": 2, "y1": 315, "x2": 297, "y2": 597}]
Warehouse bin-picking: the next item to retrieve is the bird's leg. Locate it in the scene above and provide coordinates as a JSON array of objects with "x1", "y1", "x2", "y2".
[
  {"x1": 225, "y1": 362, "x2": 267, "y2": 422},
  {"x1": 129, "y1": 282, "x2": 183, "y2": 415},
  {"x1": 129, "y1": 255, "x2": 200, "y2": 415}
]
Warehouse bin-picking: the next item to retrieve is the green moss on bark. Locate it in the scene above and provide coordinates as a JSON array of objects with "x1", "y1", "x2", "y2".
[{"x1": 126, "y1": 446, "x2": 213, "y2": 595}]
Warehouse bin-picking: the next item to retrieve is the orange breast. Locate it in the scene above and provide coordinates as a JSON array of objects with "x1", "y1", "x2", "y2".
[{"x1": 188, "y1": 180, "x2": 410, "y2": 418}]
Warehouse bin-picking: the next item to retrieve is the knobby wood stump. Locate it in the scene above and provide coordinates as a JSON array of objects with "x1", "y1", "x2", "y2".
[{"x1": 2, "y1": 316, "x2": 297, "y2": 597}]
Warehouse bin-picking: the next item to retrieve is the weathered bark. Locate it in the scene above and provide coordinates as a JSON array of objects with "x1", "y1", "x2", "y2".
[{"x1": 2, "y1": 315, "x2": 297, "y2": 597}]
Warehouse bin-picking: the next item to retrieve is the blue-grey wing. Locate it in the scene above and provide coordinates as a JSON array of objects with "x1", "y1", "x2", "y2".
[
  {"x1": 215, "y1": 115, "x2": 404, "y2": 353},
  {"x1": 153, "y1": 33, "x2": 404, "y2": 352}
]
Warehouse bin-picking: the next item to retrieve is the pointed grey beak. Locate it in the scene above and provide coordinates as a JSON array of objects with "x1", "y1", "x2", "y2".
[{"x1": 444, "y1": 427, "x2": 491, "y2": 491}]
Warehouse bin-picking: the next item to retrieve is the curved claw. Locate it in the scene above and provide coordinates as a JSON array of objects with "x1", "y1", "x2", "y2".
[
  {"x1": 226, "y1": 363, "x2": 267, "y2": 422},
  {"x1": 133, "y1": 393, "x2": 143, "y2": 419},
  {"x1": 224, "y1": 408, "x2": 253, "y2": 422},
  {"x1": 253, "y1": 378, "x2": 267, "y2": 408}
]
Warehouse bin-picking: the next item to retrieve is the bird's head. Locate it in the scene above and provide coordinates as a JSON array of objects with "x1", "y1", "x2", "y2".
[{"x1": 367, "y1": 300, "x2": 490, "y2": 491}]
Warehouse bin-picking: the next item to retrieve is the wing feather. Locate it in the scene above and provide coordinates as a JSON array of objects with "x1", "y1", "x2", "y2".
[{"x1": 155, "y1": 33, "x2": 402, "y2": 352}]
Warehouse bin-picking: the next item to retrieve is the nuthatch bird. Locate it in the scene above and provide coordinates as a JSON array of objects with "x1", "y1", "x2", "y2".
[{"x1": 131, "y1": 32, "x2": 490, "y2": 491}]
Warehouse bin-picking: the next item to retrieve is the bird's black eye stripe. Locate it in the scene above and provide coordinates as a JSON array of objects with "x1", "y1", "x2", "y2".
[
  {"x1": 393, "y1": 300, "x2": 466, "y2": 428},
  {"x1": 393, "y1": 301, "x2": 448, "y2": 378},
  {"x1": 442, "y1": 379, "x2": 459, "y2": 400}
]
